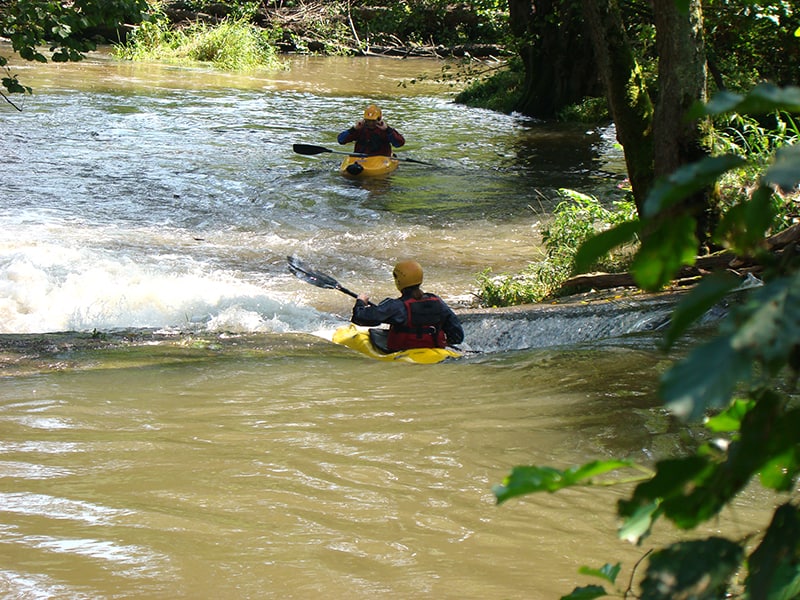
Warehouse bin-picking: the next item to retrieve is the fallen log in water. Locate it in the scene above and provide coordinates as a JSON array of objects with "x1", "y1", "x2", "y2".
[{"x1": 560, "y1": 222, "x2": 800, "y2": 293}]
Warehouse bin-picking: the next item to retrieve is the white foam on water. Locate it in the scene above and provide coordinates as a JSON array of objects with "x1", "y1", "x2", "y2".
[{"x1": 0, "y1": 241, "x2": 336, "y2": 335}]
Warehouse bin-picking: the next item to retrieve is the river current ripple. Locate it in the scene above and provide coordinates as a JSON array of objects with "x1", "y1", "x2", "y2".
[{"x1": 3, "y1": 51, "x2": 767, "y2": 600}]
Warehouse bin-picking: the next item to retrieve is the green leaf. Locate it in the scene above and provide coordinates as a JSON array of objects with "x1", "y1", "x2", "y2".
[
  {"x1": 663, "y1": 271, "x2": 741, "y2": 349},
  {"x1": 689, "y1": 90, "x2": 745, "y2": 118},
  {"x1": 622, "y1": 397, "x2": 798, "y2": 532},
  {"x1": 631, "y1": 215, "x2": 697, "y2": 291},
  {"x1": 560, "y1": 585, "x2": 608, "y2": 600},
  {"x1": 641, "y1": 538, "x2": 744, "y2": 600},
  {"x1": 746, "y1": 504, "x2": 800, "y2": 600},
  {"x1": 744, "y1": 185, "x2": 777, "y2": 243},
  {"x1": 732, "y1": 393, "x2": 800, "y2": 494},
  {"x1": 493, "y1": 460, "x2": 632, "y2": 504},
  {"x1": 619, "y1": 456, "x2": 711, "y2": 523},
  {"x1": 704, "y1": 398, "x2": 755, "y2": 433},
  {"x1": 642, "y1": 155, "x2": 746, "y2": 218},
  {"x1": 714, "y1": 185, "x2": 776, "y2": 254},
  {"x1": 51, "y1": 24, "x2": 72, "y2": 39},
  {"x1": 691, "y1": 83, "x2": 800, "y2": 118},
  {"x1": 572, "y1": 220, "x2": 641, "y2": 275},
  {"x1": 2, "y1": 76, "x2": 32, "y2": 95},
  {"x1": 661, "y1": 335, "x2": 752, "y2": 421},
  {"x1": 578, "y1": 563, "x2": 621, "y2": 585},
  {"x1": 618, "y1": 500, "x2": 660, "y2": 544},
  {"x1": 669, "y1": 394, "x2": 798, "y2": 527},
  {"x1": 763, "y1": 144, "x2": 800, "y2": 192},
  {"x1": 758, "y1": 447, "x2": 799, "y2": 490},
  {"x1": 730, "y1": 274, "x2": 800, "y2": 371},
  {"x1": 19, "y1": 46, "x2": 48, "y2": 63},
  {"x1": 666, "y1": 276, "x2": 800, "y2": 420}
]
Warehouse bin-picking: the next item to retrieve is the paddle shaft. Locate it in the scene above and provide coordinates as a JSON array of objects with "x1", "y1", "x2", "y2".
[
  {"x1": 292, "y1": 144, "x2": 434, "y2": 166},
  {"x1": 336, "y1": 285, "x2": 359, "y2": 299},
  {"x1": 293, "y1": 144, "x2": 369, "y2": 158}
]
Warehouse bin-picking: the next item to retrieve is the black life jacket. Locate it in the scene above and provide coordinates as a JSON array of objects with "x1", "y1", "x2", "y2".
[{"x1": 387, "y1": 294, "x2": 447, "y2": 351}]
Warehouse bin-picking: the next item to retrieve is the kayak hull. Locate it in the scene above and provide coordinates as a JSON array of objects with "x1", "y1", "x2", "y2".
[
  {"x1": 340, "y1": 155, "x2": 399, "y2": 177},
  {"x1": 332, "y1": 324, "x2": 460, "y2": 364}
]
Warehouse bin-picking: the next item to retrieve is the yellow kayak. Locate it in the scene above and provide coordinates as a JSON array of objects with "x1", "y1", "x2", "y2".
[
  {"x1": 340, "y1": 155, "x2": 400, "y2": 177},
  {"x1": 332, "y1": 324, "x2": 461, "y2": 364}
]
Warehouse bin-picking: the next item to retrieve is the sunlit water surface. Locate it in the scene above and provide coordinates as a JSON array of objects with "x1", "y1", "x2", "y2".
[{"x1": 0, "y1": 48, "x2": 777, "y2": 599}]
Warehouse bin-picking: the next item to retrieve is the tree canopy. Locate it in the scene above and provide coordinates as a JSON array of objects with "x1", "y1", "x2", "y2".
[
  {"x1": 505, "y1": 0, "x2": 798, "y2": 238},
  {"x1": 1, "y1": 0, "x2": 147, "y2": 106}
]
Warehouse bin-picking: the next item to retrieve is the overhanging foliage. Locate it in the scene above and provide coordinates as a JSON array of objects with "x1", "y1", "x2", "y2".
[{"x1": 495, "y1": 84, "x2": 800, "y2": 599}]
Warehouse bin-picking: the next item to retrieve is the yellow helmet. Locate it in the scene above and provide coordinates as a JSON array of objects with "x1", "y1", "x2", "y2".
[
  {"x1": 393, "y1": 260, "x2": 423, "y2": 291},
  {"x1": 364, "y1": 104, "x2": 382, "y2": 120}
]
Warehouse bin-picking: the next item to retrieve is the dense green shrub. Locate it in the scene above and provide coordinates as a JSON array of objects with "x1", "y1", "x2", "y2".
[
  {"x1": 453, "y1": 59, "x2": 522, "y2": 113},
  {"x1": 115, "y1": 12, "x2": 283, "y2": 70},
  {"x1": 475, "y1": 191, "x2": 637, "y2": 306}
]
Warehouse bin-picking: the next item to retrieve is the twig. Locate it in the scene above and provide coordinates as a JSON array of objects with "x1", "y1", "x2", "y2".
[
  {"x1": 624, "y1": 548, "x2": 652, "y2": 598},
  {"x1": 1, "y1": 91, "x2": 24, "y2": 111},
  {"x1": 345, "y1": 0, "x2": 362, "y2": 49}
]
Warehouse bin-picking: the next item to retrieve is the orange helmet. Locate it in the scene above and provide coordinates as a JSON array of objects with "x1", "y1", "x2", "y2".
[
  {"x1": 364, "y1": 104, "x2": 382, "y2": 120},
  {"x1": 393, "y1": 260, "x2": 423, "y2": 291}
]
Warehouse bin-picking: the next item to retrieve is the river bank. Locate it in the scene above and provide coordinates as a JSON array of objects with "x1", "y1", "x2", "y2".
[{"x1": 159, "y1": 0, "x2": 509, "y2": 59}]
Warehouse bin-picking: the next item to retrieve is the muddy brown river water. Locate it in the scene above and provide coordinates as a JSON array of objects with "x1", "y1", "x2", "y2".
[{"x1": 0, "y1": 47, "x2": 780, "y2": 598}]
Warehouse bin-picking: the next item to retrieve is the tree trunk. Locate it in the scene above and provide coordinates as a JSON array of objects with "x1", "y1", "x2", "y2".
[
  {"x1": 652, "y1": 0, "x2": 717, "y2": 245},
  {"x1": 652, "y1": 0, "x2": 707, "y2": 176},
  {"x1": 581, "y1": 0, "x2": 654, "y2": 213},
  {"x1": 508, "y1": 0, "x2": 601, "y2": 118}
]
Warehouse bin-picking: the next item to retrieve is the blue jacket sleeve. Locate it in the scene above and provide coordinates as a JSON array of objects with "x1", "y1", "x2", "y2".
[
  {"x1": 387, "y1": 128, "x2": 405, "y2": 148},
  {"x1": 338, "y1": 128, "x2": 356, "y2": 145},
  {"x1": 440, "y1": 301, "x2": 464, "y2": 345},
  {"x1": 351, "y1": 298, "x2": 405, "y2": 327}
]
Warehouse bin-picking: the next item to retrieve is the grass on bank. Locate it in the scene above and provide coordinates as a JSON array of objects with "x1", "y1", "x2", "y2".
[
  {"x1": 114, "y1": 12, "x2": 284, "y2": 70},
  {"x1": 476, "y1": 190, "x2": 638, "y2": 307}
]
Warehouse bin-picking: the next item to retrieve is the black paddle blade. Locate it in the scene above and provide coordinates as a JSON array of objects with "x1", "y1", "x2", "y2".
[
  {"x1": 292, "y1": 144, "x2": 331, "y2": 156},
  {"x1": 287, "y1": 256, "x2": 362, "y2": 301},
  {"x1": 287, "y1": 256, "x2": 340, "y2": 289}
]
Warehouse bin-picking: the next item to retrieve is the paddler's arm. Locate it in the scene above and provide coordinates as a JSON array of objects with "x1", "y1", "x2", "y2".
[
  {"x1": 440, "y1": 302, "x2": 465, "y2": 345},
  {"x1": 387, "y1": 126, "x2": 405, "y2": 148},
  {"x1": 338, "y1": 120, "x2": 364, "y2": 145},
  {"x1": 351, "y1": 296, "x2": 404, "y2": 327}
]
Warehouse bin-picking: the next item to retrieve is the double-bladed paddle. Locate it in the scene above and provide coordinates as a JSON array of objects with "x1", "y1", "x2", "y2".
[
  {"x1": 288, "y1": 255, "x2": 363, "y2": 301},
  {"x1": 292, "y1": 143, "x2": 435, "y2": 166},
  {"x1": 289, "y1": 255, "x2": 463, "y2": 354}
]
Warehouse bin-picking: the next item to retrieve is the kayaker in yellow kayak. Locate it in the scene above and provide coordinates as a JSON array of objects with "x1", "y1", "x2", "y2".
[
  {"x1": 351, "y1": 260, "x2": 464, "y2": 352},
  {"x1": 337, "y1": 104, "x2": 405, "y2": 157}
]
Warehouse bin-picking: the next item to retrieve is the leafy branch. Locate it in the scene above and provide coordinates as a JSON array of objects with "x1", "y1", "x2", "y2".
[{"x1": 495, "y1": 84, "x2": 800, "y2": 600}]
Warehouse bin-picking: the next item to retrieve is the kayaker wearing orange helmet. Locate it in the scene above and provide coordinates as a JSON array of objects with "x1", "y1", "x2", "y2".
[
  {"x1": 337, "y1": 104, "x2": 406, "y2": 157},
  {"x1": 351, "y1": 260, "x2": 464, "y2": 352}
]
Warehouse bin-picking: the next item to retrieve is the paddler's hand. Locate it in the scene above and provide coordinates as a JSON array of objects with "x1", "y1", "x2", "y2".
[
  {"x1": 375, "y1": 119, "x2": 387, "y2": 130},
  {"x1": 354, "y1": 119, "x2": 365, "y2": 130},
  {"x1": 357, "y1": 293, "x2": 370, "y2": 304}
]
